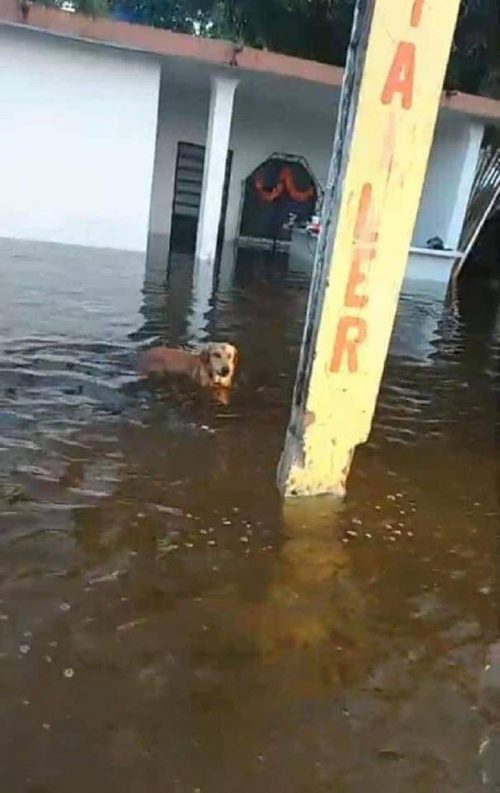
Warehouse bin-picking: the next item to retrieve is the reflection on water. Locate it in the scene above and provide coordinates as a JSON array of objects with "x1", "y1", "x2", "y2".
[{"x1": 0, "y1": 237, "x2": 498, "y2": 793}]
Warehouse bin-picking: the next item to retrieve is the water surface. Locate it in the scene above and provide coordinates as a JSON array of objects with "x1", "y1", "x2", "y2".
[{"x1": 0, "y1": 238, "x2": 498, "y2": 793}]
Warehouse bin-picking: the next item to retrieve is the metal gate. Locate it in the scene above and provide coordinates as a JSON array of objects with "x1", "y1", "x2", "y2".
[
  {"x1": 237, "y1": 154, "x2": 318, "y2": 249},
  {"x1": 171, "y1": 142, "x2": 233, "y2": 250},
  {"x1": 453, "y1": 144, "x2": 500, "y2": 283}
]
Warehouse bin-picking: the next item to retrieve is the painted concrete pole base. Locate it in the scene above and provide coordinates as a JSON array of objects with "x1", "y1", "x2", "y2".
[
  {"x1": 278, "y1": 0, "x2": 461, "y2": 499},
  {"x1": 278, "y1": 423, "x2": 358, "y2": 499}
]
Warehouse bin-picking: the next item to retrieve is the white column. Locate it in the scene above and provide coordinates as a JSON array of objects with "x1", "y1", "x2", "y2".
[
  {"x1": 445, "y1": 121, "x2": 484, "y2": 248},
  {"x1": 187, "y1": 261, "x2": 213, "y2": 343},
  {"x1": 195, "y1": 75, "x2": 238, "y2": 263},
  {"x1": 187, "y1": 244, "x2": 237, "y2": 344},
  {"x1": 217, "y1": 242, "x2": 237, "y2": 291},
  {"x1": 148, "y1": 68, "x2": 177, "y2": 243}
]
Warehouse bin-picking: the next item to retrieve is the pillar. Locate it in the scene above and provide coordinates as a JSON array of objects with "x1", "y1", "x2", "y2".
[
  {"x1": 195, "y1": 75, "x2": 238, "y2": 263},
  {"x1": 412, "y1": 116, "x2": 485, "y2": 250},
  {"x1": 187, "y1": 258, "x2": 213, "y2": 343},
  {"x1": 147, "y1": 67, "x2": 177, "y2": 248},
  {"x1": 278, "y1": 0, "x2": 461, "y2": 499},
  {"x1": 446, "y1": 121, "x2": 484, "y2": 248}
]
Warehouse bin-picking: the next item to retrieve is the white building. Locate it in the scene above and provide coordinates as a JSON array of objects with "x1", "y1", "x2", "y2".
[{"x1": 1, "y1": 0, "x2": 500, "y2": 301}]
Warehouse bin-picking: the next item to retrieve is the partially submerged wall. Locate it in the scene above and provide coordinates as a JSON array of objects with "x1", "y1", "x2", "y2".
[{"x1": 0, "y1": 28, "x2": 160, "y2": 251}]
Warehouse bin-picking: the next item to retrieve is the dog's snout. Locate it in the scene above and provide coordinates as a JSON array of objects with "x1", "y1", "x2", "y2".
[{"x1": 220, "y1": 366, "x2": 230, "y2": 377}]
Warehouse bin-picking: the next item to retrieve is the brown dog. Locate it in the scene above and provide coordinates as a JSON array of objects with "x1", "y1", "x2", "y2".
[{"x1": 138, "y1": 342, "x2": 238, "y2": 392}]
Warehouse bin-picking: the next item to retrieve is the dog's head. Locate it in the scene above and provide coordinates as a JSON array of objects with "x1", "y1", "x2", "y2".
[{"x1": 200, "y1": 342, "x2": 238, "y2": 388}]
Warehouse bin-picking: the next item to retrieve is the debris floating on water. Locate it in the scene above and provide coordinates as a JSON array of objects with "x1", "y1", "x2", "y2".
[{"x1": 155, "y1": 504, "x2": 184, "y2": 516}]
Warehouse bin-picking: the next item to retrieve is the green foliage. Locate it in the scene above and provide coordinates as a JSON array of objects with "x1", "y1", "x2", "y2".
[
  {"x1": 111, "y1": 0, "x2": 212, "y2": 31},
  {"x1": 204, "y1": 0, "x2": 357, "y2": 63},
  {"x1": 79, "y1": 0, "x2": 108, "y2": 15},
  {"x1": 207, "y1": 0, "x2": 499, "y2": 97},
  {"x1": 449, "y1": 0, "x2": 500, "y2": 96},
  {"x1": 36, "y1": 0, "x2": 500, "y2": 97},
  {"x1": 37, "y1": 0, "x2": 108, "y2": 16}
]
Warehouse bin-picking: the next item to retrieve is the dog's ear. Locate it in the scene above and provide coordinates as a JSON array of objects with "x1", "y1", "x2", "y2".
[
  {"x1": 228, "y1": 345, "x2": 238, "y2": 371},
  {"x1": 200, "y1": 346, "x2": 210, "y2": 364}
]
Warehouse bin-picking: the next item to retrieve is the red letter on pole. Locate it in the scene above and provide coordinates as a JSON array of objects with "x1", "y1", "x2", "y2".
[
  {"x1": 354, "y1": 183, "x2": 378, "y2": 244},
  {"x1": 344, "y1": 182, "x2": 378, "y2": 308},
  {"x1": 330, "y1": 317, "x2": 368, "y2": 373},
  {"x1": 344, "y1": 248, "x2": 374, "y2": 309},
  {"x1": 411, "y1": 0, "x2": 425, "y2": 27},
  {"x1": 381, "y1": 42, "x2": 416, "y2": 110}
]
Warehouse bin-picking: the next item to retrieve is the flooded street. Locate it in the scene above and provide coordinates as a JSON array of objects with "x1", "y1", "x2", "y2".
[{"x1": 0, "y1": 237, "x2": 498, "y2": 793}]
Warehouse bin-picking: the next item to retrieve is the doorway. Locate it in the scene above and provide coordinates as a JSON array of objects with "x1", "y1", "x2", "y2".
[
  {"x1": 170, "y1": 141, "x2": 233, "y2": 252},
  {"x1": 238, "y1": 154, "x2": 318, "y2": 248}
]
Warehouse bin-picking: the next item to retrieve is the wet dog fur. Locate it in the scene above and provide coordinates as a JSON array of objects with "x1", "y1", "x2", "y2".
[{"x1": 138, "y1": 342, "x2": 238, "y2": 394}]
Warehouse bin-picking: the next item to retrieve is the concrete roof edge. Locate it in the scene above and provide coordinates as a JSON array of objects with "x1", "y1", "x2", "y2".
[
  {"x1": 1, "y1": 0, "x2": 500, "y2": 122},
  {"x1": 0, "y1": 0, "x2": 343, "y2": 86}
]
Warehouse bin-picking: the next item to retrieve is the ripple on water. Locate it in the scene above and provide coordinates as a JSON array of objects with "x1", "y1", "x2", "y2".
[{"x1": 0, "y1": 239, "x2": 498, "y2": 793}]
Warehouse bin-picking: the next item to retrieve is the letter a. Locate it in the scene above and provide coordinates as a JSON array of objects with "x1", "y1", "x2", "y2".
[
  {"x1": 411, "y1": 0, "x2": 425, "y2": 27},
  {"x1": 381, "y1": 42, "x2": 415, "y2": 110}
]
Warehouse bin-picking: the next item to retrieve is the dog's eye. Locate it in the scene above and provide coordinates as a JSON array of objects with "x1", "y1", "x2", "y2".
[{"x1": 213, "y1": 352, "x2": 221, "y2": 359}]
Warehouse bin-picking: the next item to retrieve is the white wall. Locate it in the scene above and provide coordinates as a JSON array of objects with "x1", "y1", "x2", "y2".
[
  {"x1": 412, "y1": 115, "x2": 484, "y2": 249},
  {"x1": 148, "y1": 69, "x2": 209, "y2": 239},
  {"x1": 150, "y1": 67, "x2": 483, "y2": 256},
  {"x1": 226, "y1": 88, "x2": 337, "y2": 240},
  {"x1": 0, "y1": 28, "x2": 160, "y2": 251},
  {"x1": 228, "y1": 99, "x2": 483, "y2": 252},
  {"x1": 149, "y1": 69, "x2": 337, "y2": 243},
  {"x1": 0, "y1": 29, "x2": 483, "y2": 256},
  {"x1": 149, "y1": 62, "x2": 484, "y2": 257}
]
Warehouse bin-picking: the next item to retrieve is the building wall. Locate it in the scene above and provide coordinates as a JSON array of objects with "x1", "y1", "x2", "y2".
[
  {"x1": 0, "y1": 29, "x2": 160, "y2": 251},
  {"x1": 148, "y1": 71, "x2": 338, "y2": 243},
  {"x1": 229, "y1": 106, "x2": 482, "y2": 252},
  {"x1": 148, "y1": 68, "x2": 210, "y2": 239},
  {"x1": 150, "y1": 71, "x2": 482, "y2": 254},
  {"x1": 0, "y1": 28, "x2": 483, "y2": 256},
  {"x1": 225, "y1": 89, "x2": 338, "y2": 240},
  {"x1": 413, "y1": 115, "x2": 484, "y2": 249}
]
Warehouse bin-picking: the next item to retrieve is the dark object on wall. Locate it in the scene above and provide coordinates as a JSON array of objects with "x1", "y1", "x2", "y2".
[{"x1": 426, "y1": 236, "x2": 445, "y2": 250}]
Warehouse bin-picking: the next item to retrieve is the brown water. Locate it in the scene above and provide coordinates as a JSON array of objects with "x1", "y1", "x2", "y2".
[{"x1": 0, "y1": 238, "x2": 499, "y2": 793}]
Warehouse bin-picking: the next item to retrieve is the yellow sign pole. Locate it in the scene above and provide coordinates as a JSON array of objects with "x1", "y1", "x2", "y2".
[{"x1": 278, "y1": 0, "x2": 461, "y2": 498}]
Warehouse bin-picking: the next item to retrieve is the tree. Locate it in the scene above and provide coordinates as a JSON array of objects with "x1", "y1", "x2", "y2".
[
  {"x1": 205, "y1": 0, "x2": 357, "y2": 64},
  {"x1": 205, "y1": 0, "x2": 499, "y2": 97},
  {"x1": 38, "y1": 0, "x2": 500, "y2": 98},
  {"x1": 448, "y1": 0, "x2": 500, "y2": 97},
  {"x1": 110, "y1": 0, "x2": 210, "y2": 29}
]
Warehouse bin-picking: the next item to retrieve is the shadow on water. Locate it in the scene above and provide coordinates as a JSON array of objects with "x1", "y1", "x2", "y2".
[{"x1": 0, "y1": 236, "x2": 499, "y2": 792}]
